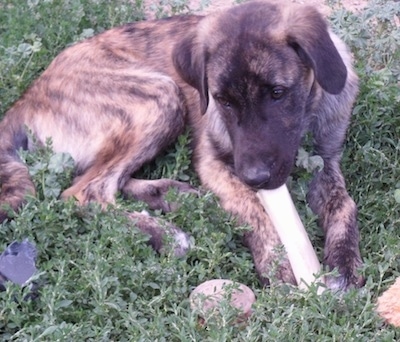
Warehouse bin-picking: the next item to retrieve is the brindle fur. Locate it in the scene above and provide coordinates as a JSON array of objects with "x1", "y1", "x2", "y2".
[{"x1": 0, "y1": 1, "x2": 363, "y2": 290}]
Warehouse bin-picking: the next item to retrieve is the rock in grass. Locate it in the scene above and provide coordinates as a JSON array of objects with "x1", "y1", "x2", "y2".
[{"x1": 190, "y1": 279, "x2": 256, "y2": 324}]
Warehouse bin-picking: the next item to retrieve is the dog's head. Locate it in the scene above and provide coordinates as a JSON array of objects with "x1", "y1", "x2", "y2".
[{"x1": 173, "y1": 1, "x2": 348, "y2": 189}]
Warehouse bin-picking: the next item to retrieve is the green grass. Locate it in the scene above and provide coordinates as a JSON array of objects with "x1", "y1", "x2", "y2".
[{"x1": 0, "y1": 0, "x2": 399, "y2": 340}]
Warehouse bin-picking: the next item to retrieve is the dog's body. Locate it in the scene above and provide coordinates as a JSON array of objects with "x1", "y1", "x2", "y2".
[{"x1": 0, "y1": 1, "x2": 363, "y2": 289}]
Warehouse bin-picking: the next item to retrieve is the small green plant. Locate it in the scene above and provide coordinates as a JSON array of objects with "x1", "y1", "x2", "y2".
[
  {"x1": 18, "y1": 138, "x2": 75, "y2": 200},
  {"x1": 139, "y1": 130, "x2": 195, "y2": 183},
  {"x1": 0, "y1": 0, "x2": 400, "y2": 340}
]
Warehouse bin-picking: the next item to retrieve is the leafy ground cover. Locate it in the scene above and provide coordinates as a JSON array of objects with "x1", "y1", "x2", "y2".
[{"x1": 0, "y1": 0, "x2": 399, "y2": 340}]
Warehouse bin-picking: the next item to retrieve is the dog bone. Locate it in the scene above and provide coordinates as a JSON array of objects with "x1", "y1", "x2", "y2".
[{"x1": 257, "y1": 185, "x2": 324, "y2": 292}]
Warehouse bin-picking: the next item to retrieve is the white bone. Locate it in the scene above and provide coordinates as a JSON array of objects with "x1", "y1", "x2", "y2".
[{"x1": 257, "y1": 185, "x2": 325, "y2": 292}]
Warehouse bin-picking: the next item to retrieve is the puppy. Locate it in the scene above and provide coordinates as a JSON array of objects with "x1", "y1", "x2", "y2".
[{"x1": 0, "y1": 1, "x2": 363, "y2": 289}]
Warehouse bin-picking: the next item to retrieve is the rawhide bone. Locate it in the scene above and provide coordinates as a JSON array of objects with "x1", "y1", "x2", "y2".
[{"x1": 257, "y1": 185, "x2": 325, "y2": 292}]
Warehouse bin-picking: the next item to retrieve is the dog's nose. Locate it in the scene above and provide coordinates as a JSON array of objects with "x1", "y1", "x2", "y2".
[{"x1": 241, "y1": 168, "x2": 271, "y2": 188}]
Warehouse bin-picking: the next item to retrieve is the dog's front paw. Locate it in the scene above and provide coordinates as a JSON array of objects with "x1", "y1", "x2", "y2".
[
  {"x1": 324, "y1": 250, "x2": 365, "y2": 291},
  {"x1": 256, "y1": 254, "x2": 297, "y2": 287},
  {"x1": 244, "y1": 230, "x2": 297, "y2": 287},
  {"x1": 126, "y1": 211, "x2": 192, "y2": 257}
]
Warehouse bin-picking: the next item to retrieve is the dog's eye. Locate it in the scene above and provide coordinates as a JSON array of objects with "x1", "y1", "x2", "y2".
[
  {"x1": 271, "y1": 86, "x2": 286, "y2": 100},
  {"x1": 216, "y1": 96, "x2": 232, "y2": 108}
]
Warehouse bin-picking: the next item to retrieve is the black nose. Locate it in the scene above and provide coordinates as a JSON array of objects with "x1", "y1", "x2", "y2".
[{"x1": 240, "y1": 168, "x2": 271, "y2": 188}]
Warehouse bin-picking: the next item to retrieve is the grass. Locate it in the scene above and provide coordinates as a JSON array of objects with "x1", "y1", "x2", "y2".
[{"x1": 0, "y1": 0, "x2": 399, "y2": 340}]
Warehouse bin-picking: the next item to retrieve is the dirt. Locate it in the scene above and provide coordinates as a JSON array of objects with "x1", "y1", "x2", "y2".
[{"x1": 144, "y1": 0, "x2": 369, "y2": 19}]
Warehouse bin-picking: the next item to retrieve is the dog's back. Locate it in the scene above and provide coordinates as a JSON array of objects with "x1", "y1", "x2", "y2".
[{"x1": 0, "y1": 15, "x2": 203, "y2": 219}]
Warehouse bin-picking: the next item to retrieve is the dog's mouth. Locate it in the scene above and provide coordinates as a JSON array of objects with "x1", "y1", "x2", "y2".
[
  {"x1": 248, "y1": 175, "x2": 288, "y2": 191},
  {"x1": 256, "y1": 176, "x2": 288, "y2": 190}
]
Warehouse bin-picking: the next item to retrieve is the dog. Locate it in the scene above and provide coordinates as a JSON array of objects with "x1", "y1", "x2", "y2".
[{"x1": 0, "y1": 0, "x2": 363, "y2": 290}]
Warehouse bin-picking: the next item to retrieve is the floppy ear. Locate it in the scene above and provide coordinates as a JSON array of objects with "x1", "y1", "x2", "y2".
[
  {"x1": 287, "y1": 8, "x2": 347, "y2": 95},
  {"x1": 173, "y1": 34, "x2": 209, "y2": 114}
]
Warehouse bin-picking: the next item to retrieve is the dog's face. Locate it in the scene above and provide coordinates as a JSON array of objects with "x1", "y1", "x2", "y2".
[
  {"x1": 206, "y1": 37, "x2": 314, "y2": 189},
  {"x1": 174, "y1": 1, "x2": 348, "y2": 189}
]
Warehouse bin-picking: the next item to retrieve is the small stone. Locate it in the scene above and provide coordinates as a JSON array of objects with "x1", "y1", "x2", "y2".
[{"x1": 190, "y1": 279, "x2": 256, "y2": 323}]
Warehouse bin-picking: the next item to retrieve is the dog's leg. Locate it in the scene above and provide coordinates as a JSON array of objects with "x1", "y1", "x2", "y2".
[
  {"x1": 122, "y1": 178, "x2": 197, "y2": 212},
  {"x1": 126, "y1": 211, "x2": 192, "y2": 257},
  {"x1": 61, "y1": 124, "x2": 193, "y2": 257},
  {"x1": 307, "y1": 158, "x2": 363, "y2": 290},
  {"x1": 60, "y1": 70, "x2": 186, "y2": 205},
  {"x1": 308, "y1": 98, "x2": 364, "y2": 290},
  {"x1": 58, "y1": 73, "x2": 192, "y2": 255},
  {"x1": 195, "y1": 137, "x2": 296, "y2": 285}
]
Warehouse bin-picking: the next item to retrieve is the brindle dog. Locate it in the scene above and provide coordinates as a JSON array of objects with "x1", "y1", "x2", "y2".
[{"x1": 0, "y1": 1, "x2": 363, "y2": 290}]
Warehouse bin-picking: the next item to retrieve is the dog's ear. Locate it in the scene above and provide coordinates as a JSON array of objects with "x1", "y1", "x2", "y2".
[
  {"x1": 173, "y1": 34, "x2": 209, "y2": 114},
  {"x1": 286, "y1": 8, "x2": 347, "y2": 95}
]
